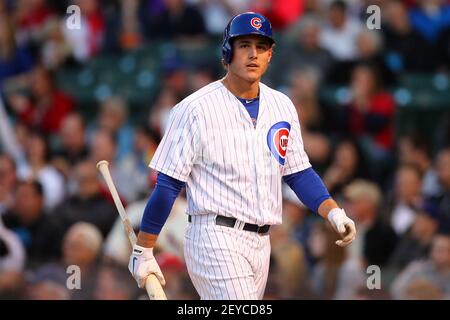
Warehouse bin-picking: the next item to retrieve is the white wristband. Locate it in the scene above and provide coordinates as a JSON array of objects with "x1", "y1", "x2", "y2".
[
  {"x1": 132, "y1": 244, "x2": 153, "y2": 256},
  {"x1": 327, "y1": 207, "x2": 345, "y2": 223}
]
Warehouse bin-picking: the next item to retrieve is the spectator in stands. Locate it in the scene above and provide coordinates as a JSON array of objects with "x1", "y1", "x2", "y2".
[
  {"x1": 303, "y1": 133, "x2": 331, "y2": 177},
  {"x1": 251, "y1": 0, "x2": 304, "y2": 30},
  {"x1": 197, "y1": 0, "x2": 235, "y2": 36},
  {"x1": 287, "y1": 68, "x2": 333, "y2": 175},
  {"x1": 52, "y1": 160, "x2": 117, "y2": 238},
  {"x1": 409, "y1": 0, "x2": 450, "y2": 44},
  {"x1": 161, "y1": 56, "x2": 190, "y2": 100},
  {"x1": 320, "y1": 0, "x2": 363, "y2": 83},
  {"x1": 62, "y1": 222, "x2": 103, "y2": 299},
  {"x1": 382, "y1": 0, "x2": 436, "y2": 72},
  {"x1": 323, "y1": 138, "x2": 368, "y2": 197},
  {"x1": 435, "y1": 148, "x2": 450, "y2": 232},
  {"x1": 343, "y1": 179, "x2": 397, "y2": 268},
  {"x1": 189, "y1": 65, "x2": 217, "y2": 92},
  {"x1": 14, "y1": 0, "x2": 56, "y2": 47},
  {"x1": 276, "y1": 17, "x2": 332, "y2": 86},
  {"x1": 12, "y1": 122, "x2": 30, "y2": 157},
  {"x1": 8, "y1": 65, "x2": 74, "y2": 135},
  {"x1": 132, "y1": 125, "x2": 160, "y2": 171},
  {"x1": 0, "y1": 213, "x2": 25, "y2": 271},
  {"x1": 89, "y1": 128, "x2": 118, "y2": 166},
  {"x1": 356, "y1": 29, "x2": 395, "y2": 85},
  {"x1": 93, "y1": 262, "x2": 138, "y2": 300},
  {"x1": 308, "y1": 221, "x2": 365, "y2": 299},
  {"x1": 120, "y1": 125, "x2": 160, "y2": 199},
  {"x1": 389, "y1": 164, "x2": 424, "y2": 236},
  {"x1": 24, "y1": 263, "x2": 69, "y2": 300},
  {"x1": 62, "y1": 0, "x2": 105, "y2": 62},
  {"x1": 398, "y1": 133, "x2": 441, "y2": 198},
  {"x1": 19, "y1": 131, "x2": 65, "y2": 210},
  {"x1": 94, "y1": 96, "x2": 133, "y2": 162},
  {"x1": 2, "y1": 180, "x2": 62, "y2": 267},
  {"x1": 281, "y1": 186, "x2": 316, "y2": 267},
  {"x1": 148, "y1": 87, "x2": 179, "y2": 135},
  {"x1": 141, "y1": 0, "x2": 207, "y2": 40},
  {"x1": 0, "y1": 14, "x2": 34, "y2": 86},
  {"x1": 288, "y1": 68, "x2": 323, "y2": 131},
  {"x1": 89, "y1": 129, "x2": 139, "y2": 201},
  {"x1": 0, "y1": 154, "x2": 17, "y2": 215},
  {"x1": 52, "y1": 112, "x2": 89, "y2": 178},
  {"x1": 302, "y1": 0, "x2": 328, "y2": 16},
  {"x1": 40, "y1": 18, "x2": 72, "y2": 70},
  {"x1": 117, "y1": 0, "x2": 143, "y2": 50},
  {"x1": 388, "y1": 200, "x2": 439, "y2": 272},
  {"x1": 337, "y1": 63, "x2": 396, "y2": 178},
  {"x1": 270, "y1": 223, "x2": 310, "y2": 299},
  {"x1": 0, "y1": 215, "x2": 26, "y2": 299},
  {"x1": 391, "y1": 232, "x2": 450, "y2": 299}
]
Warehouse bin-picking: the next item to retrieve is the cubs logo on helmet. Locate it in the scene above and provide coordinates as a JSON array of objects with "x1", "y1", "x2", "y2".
[
  {"x1": 250, "y1": 17, "x2": 262, "y2": 29},
  {"x1": 267, "y1": 121, "x2": 291, "y2": 165}
]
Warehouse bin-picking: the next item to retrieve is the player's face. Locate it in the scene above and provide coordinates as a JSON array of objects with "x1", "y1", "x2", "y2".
[{"x1": 229, "y1": 35, "x2": 273, "y2": 83}]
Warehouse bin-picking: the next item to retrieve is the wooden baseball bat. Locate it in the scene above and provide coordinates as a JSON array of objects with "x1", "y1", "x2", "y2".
[{"x1": 96, "y1": 160, "x2": 167, "y2": 300}]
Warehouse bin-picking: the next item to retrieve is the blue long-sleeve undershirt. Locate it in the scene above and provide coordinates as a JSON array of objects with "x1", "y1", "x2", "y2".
[
  {"x1": 140, "y1": 172, "x2": 185, "y2": 235},
  {"x1": 283, "y1": 167, "x2": 331, "y2": 213}
]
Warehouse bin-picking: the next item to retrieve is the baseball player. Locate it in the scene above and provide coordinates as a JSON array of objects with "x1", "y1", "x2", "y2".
[{"x1": 129, "y1": 12, "x2": 356, "y2": 300}]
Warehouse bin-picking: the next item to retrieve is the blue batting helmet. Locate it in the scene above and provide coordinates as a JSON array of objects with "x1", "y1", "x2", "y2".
[{"x1": 222, "y1": 12, "x2": 274, "y2": 64}]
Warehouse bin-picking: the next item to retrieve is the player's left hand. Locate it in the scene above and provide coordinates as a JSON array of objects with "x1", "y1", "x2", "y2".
[{"x1": 327, "y1": 208, "x2": 356, "y2": 247}]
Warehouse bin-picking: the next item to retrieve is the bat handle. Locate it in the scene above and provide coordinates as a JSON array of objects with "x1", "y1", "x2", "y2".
[{"x1": 145, "y1": 276, "x2": 168, "y2": 300}]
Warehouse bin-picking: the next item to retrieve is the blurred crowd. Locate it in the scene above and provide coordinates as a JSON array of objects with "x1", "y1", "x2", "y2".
[{"x1": 1, "y1": 0, "x2": 450, "y2": 300}]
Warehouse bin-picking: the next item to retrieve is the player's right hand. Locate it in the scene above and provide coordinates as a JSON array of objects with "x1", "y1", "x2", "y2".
[{"x1": 128, "y1": 244, "x2": 166, "y2": 288}]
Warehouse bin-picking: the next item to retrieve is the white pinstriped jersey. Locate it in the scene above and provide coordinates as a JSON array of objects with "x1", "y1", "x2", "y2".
[{"x1": 150, "y1": 80, "x2": 311, "y2": 226}]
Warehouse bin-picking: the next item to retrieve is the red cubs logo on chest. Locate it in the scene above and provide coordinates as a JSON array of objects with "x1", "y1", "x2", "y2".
[
  {"x1": 267, "y1": 121, "x2": 291, "y2": 165},
  {"x1": 274, "y1": 128, "x2": 289, "y2": 157}
]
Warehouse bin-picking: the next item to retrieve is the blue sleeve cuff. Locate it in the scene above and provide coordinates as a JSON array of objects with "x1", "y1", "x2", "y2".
[
  {"x1": 140, "y1": 172, "x2": 186, "y2": 235},
  {"x1": 283, "y1": 167, "x2": 331, "y2": 213}
]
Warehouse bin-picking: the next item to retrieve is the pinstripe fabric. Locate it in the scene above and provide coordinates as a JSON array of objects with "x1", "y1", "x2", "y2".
[
  {"x1": 149, "y1": 80, "x2": 310, "y2": 299},
  {"x1": 184, "y1": 215, "x2": 271, "y2": 299},
  {"x1": 150, "y1": 80, "x2": 311, "y2": 226}
]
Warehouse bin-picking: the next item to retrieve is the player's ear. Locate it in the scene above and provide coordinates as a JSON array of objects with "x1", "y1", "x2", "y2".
[{"x1": 221, "y1": 59, "x2": 229, "y2": 71}]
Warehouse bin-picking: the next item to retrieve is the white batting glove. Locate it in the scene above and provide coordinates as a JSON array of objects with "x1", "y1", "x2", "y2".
[
  {"x1": 128, "y1": 245, "x2": 166, "y2": 288},
  {"x1": 327, "y1": 208, "x2": 356, "y2": 247}
]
